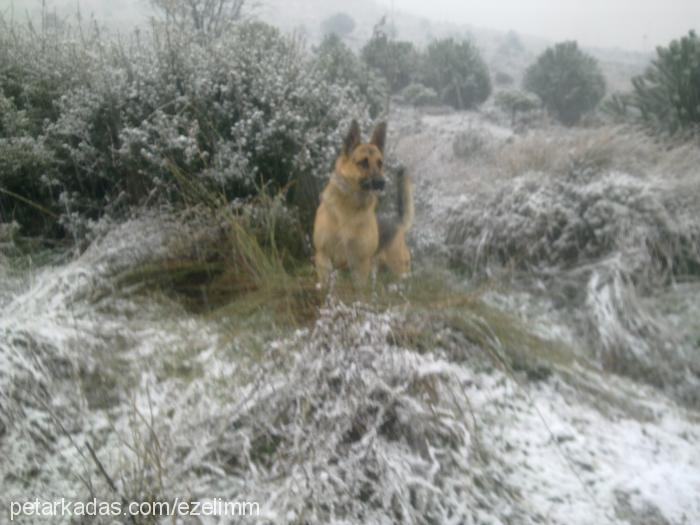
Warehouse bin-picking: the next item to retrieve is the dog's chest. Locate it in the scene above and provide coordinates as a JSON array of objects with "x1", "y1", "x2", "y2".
[{"x1": 326, "y1": 209, "x2": 378, "y2": 260}]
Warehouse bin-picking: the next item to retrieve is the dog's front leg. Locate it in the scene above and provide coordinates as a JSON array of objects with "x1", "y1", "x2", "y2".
[
  {"x1": 348, "y1": 251, "x2": 372, "y2": 287},
  {"x1": 315, "y1": 251, "x2": 333, "y2": 287}
]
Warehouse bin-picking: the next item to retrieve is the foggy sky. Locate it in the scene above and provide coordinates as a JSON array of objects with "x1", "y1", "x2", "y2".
[{"x1": 375, "y1": 0, "x2": 699, "y2": 51}]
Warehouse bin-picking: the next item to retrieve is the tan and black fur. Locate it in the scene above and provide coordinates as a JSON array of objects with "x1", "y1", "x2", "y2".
[{"x1": 313, "y1": 120, "x2": 414, "y2": 285}]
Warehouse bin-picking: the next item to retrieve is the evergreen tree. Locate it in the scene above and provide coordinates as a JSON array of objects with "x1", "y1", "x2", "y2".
[
  {"x1": 524, "y1": 41, "x2": 605, "y2": 125},
  {"x1": 421, "y1": 38, "x2": 491, "y2": 110},
  {"x1": 320, "y1": 13, "x2": 356, "y2": 38},
  {"x1": 631, "y1": 30, "x2": 700, "y2": 136},
  {"x1": 314, "y1": 34, "x2": 387, "y2": 117},
  {"x1": 495, "y1": 89, "x2": 540, "y2": 126},
  {"x1": 361, "y1": 20, "x2": 419, "y2": 93}
]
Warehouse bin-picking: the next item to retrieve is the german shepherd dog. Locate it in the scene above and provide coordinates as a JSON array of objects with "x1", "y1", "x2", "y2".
[{"x1": 313, "y1": 120, "x2": 414, "y2": 285}]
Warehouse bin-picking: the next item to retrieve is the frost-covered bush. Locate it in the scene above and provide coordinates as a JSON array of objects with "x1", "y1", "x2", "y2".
[
  {"x1": 445, "y1": 167, "x2": 700, "y2": 400},
  {"x1": 446, "y1": 170, "x2": 700, "y2": 281},
  {"x1": 0, "y1": 20, "x2": 92, "y2": 235},
  {"x1": 108, "y1": 21, "x2": 371, "y2": 226},
  {"x1": 0, "y1": 20, "x2": 78, "y2": 133},
  {"x1": 0, "y1": 15, "x2": 375, "y2": 237},
  {"x1": 452, "y1": 128, "x2": 491, "y2": 159},
  {"x1": 149, "y1": 0, "x2": 246, "y2": 38},
  {"x1": 0, "y1": 134, "x2": 59, "y2": 235},
  {"x1": 109, "y1": 301, "x2": 529, "y2": 524}
]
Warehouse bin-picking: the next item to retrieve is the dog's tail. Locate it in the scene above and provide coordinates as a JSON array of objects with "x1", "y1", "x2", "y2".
[{"x1": 396, "y1": 167, "x2": 414, "y2": 231}]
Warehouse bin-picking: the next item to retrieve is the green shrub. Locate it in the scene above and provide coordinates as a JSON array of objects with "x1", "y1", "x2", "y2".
[
  {"x1": 493, "y1": 71, "x2": 515, "y2": 86},
  {"x1": 313, "y1": 34, "x2": 387, "y2": 118},
  {"x1": 495, "y1": 89, "x2": 541, "y2": 126},
  {"x1": 361, "y1": 25, "x2": 419, "y2": 93},
  {"x1": 630, "y1": 30, "x2": 700, "y2": 136},
  {"x1": 601, "y1": 92, "x2": 635, "y2": 124},
  {"x1": 421, "y1": 38, "x2": 491, "y2": 110},
  {"x1": 523, "y1": 41, "x2": 605, "y2": 125}
]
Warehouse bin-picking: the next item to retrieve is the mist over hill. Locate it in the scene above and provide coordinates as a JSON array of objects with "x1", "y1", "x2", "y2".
[{"x1": 1, "y1": 0, "x2": 650, "y2": 90}]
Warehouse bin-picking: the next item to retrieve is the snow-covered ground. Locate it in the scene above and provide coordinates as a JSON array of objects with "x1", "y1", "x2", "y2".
[
  {"x1": 390, "y1": 105, "x2": 700, "y2": 524},
  {"x1": 2, "y1": 248, "x2": 698, "y2": 523},
  {"x1": 476, "y1": 370, "x2": 700, "y2": 524},
  {"x1": 2, "y1": 106, "x2": 700, "y2": 524}
]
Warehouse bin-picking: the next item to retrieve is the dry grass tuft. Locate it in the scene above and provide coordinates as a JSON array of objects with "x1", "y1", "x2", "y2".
[{"x1": 495, "y1": 125, "x2": 699, "y2": 180}]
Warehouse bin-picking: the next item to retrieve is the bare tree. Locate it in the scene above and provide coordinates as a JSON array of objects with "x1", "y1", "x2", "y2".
[{"x1": 150, "y1": 0, "x2": 247, "y2": 37}]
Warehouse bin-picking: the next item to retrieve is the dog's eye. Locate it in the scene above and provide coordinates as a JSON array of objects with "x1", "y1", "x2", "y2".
[{"x1": 359, "y1": 158, "x2": 370, "y2": 170}]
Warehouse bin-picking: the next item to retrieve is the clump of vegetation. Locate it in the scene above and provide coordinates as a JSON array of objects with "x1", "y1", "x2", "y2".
[
  {"x1": 320, "y1": 12, "x2": 356, "y2": 38},
  {"x1": 399, "y1": 82, "x2": 439, "y2": 106},
  {"x1": 361, "y1": 21, "x2": 419, "y2": 93},
  {"x1": 421, "y1": 38, "x2": 491, "y2": 110},
  {"x1": 452, "y1": 128, "x2": 491, "y2": 159},
  {"x1": 149, "y1": 0, "x2": 246, "y2": 38},
  {"x1": 493, "y1": 71, "x2": 515, "y2": 86},
  {"x1": 0, "y1": 6, "x2": 376, "y2": 239},
  {"x1": 523, "y1": 41, "x2": 606, "y2": 125},
  {"x1": 630, "y1": 30, "x2": 700, "y2": 136},
  {"x1": 495, "y1": 89, "x2": 541, "y2": 126},
  {"x1": 313, "y1": 33, "x2": 387, "y2": 118},
  {"x1": 601, "y1": 92, "x2": 635, "y2": 123}
]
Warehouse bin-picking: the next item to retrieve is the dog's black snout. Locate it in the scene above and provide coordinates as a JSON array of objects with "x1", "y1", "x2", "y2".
[
  {"x1": 372, "y1": 178, "x2": 385, "y2": 190},
  {"x1": 361, "y1": 177, "x2": 385, "y2": 191}
]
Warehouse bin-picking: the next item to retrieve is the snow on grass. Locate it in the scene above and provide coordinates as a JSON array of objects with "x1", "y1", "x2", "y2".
[
  {"x1": 0, "y1": 214, "x2": 224, "y2": 507},
  {"x1": 5, "y1": 234, "x2": 700, "y2": 524},
  {"x1": 392, "y1": 105, "x2": 700, "y2": 406},
  {"x1": 384, "y1": 105, "x2": 700, "y2": 523},
  {"x1": 477, "y1": 374, "x2": 700, "y2": 525},
  {"x1": 120, "y1": 300, "x2": 535, "y2": 524}
]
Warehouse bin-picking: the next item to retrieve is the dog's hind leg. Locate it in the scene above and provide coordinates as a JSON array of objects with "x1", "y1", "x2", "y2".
[{"x1": 381, "y1": 230, "x2": 411, "y2": 278}]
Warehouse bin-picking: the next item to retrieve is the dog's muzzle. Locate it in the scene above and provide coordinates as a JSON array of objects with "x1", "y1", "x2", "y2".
[{"x1": 361, "y1": 177, "x2": 385, "y2": 191}]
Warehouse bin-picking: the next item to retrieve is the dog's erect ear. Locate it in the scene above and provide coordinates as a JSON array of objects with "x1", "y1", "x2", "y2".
[
  {"x1": 370, "y1": 122, "x2": 387, "y2": 153},
  {"x1": 343, "y1": 120, "x2": 361, "y2": 156}
]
